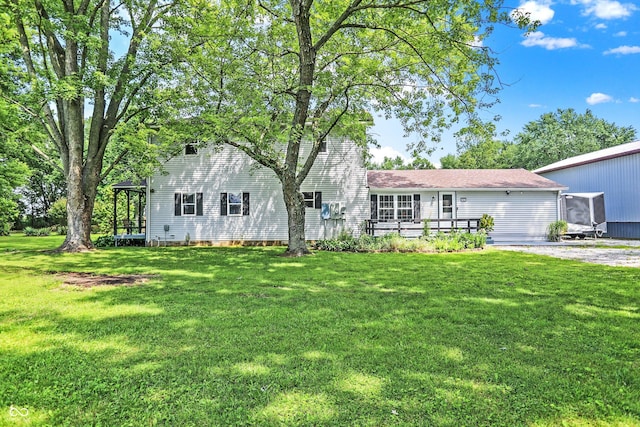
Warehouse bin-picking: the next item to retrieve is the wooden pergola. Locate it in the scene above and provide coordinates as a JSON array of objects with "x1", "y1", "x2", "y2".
[{"x1": 112, "y1": 179, "x2": 146, "y2": 245}]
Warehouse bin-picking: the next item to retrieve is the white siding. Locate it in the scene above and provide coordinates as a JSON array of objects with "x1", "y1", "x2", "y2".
[
  {"x1": 456, "y1": 190, "x2": 559, "y2": 241},
  {"x1": 147, "y1": 138, "x2": 368, "y2": 244},
  {"x1": 368, "y1": 189, "x2": 559, "y2": 241}
]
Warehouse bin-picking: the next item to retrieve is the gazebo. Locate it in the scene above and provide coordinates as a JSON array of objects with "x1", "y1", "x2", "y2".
[{"x1": 112, "y1": 179, "x2": 146, "y2": 245}]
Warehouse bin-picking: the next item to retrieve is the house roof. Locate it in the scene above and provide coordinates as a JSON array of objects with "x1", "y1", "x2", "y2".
[
  {"x1": 533, "y1": 140, "x2": 640, "y2": 174},
  {"x1": 112, "y1": 179, "x2": 147, "y2": 189},
  {"x1": 367, "y1": 169, "x2": 566, "y2": 190}
]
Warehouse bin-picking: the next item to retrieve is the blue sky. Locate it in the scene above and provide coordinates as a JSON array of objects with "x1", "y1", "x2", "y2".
[{"x1": 369, "y1": 0, "x2": 640, "y2": 166}]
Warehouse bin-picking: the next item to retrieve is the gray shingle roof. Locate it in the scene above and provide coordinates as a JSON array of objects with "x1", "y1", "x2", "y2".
[{"x1": 367, "y1": 169, "x2": 566, "y2": 190}]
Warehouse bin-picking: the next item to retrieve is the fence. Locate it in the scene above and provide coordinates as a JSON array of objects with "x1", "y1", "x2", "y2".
[{"x1": 364, "y1": 218, "x2": 482, "y2": 238}]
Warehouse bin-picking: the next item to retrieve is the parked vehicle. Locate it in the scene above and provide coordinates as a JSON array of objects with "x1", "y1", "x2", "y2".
[{"x1": 561, "y1": 192, "x2": 606, "y2": 239}]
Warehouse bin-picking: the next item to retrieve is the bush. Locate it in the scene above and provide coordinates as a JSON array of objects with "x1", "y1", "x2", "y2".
[
  {"x1": 422, "y1": 219, "x2": 431, "y2": 238},
  {"x1": 313, "y1": 230, "x2": 486, "y2": 253},
  {"x1": 24, "y1": 227, "x2": 51, "y2": 237},
  {"x1": 94, "y1": 235, "x2": 115, "y2": 248},
  {"x1": 0, "y1": 222, "x2": 11, "y2": 236},
  {"x1": 479, "y1": 214, "x2": 494, "y2": 233},
  {"x1": 51, "y1": 224, "x2": 67, "y2": 235},
  {"x1": 547, "y1": 220, "x2": 568, "y2": 242}
]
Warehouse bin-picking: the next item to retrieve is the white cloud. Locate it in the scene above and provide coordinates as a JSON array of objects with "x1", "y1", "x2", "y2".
[
  {"x1": 528, "y1": 103, "x2": 544, "y2": 108},
  {"x1": 521, "y1": 31, "x2": 582, "y2": 49},
  {"x1": 614, "y1": 30, "x2": 627, "y2": 36},
  {"x1": 573, "y1": 0, "x2": 637, "y2": 19},
  {"x1": 630, "y1": 97, "x2": 640, "y2": 103},
  {"x1": 595, "y1": 23, "x2": 608, "y2": 29},
  {"x1": 604, "y1": 45, "x2": 640, "y2": 54},
  {"x1": 586, "y1": 92, "x2": 614, "y2": 105},
  {"x1": 471, "y1": 35, "x2": 484, "y2": 48},
  {"x1": 369, "y1": 146, "x2": 409, "y2": 165},
  {"x1": 512, "y1": 0, "x2": 555, "y2": 24}
]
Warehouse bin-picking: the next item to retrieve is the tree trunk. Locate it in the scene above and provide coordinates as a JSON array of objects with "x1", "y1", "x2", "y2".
[
  {"x1": 58, "y1": 160, "x2": 100, "y2": 252},
  {"x1": 59, "y1": 187, "x2": 95, "y2": 252},
  {"x1": 282, "y1": 179, "x2": 310, "y2": 256}
]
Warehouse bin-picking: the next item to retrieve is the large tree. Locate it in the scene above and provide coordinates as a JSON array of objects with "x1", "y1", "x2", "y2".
[
  {"x1": 1, "y1": 0, "x2": 177, "y2": 251},
  {"x1": 172, "y1": 0, "x2": 532, "y2": 255},
  {"x1": 439, "y1": 138, "x2": 514, "y2": 169},
  {"x1": 510, "y1": 108, "x2": 636, "y2": 170},
  {"x1": 0, "y1": 10, "x2": 33, "y2": 232}
]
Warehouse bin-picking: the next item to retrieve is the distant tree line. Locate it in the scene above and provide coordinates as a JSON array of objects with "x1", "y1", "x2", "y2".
[
  {"x1": 438, "y1": 109, "x2": 636, "y2": 170},
  {"x1": 368, "y1": 108, "x2": 636, "y2": 171}
]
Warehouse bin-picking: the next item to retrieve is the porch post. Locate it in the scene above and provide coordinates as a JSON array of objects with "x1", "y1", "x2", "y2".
[
  {"x1": 126, "y1": 191, "x2": 131, "y2": 233},
  {"x1": 137, "y1": 190, "x2": 143, "y2": 234},
  {"x1": 113, "y1": 189, "x2": 118, "y2": 235}
]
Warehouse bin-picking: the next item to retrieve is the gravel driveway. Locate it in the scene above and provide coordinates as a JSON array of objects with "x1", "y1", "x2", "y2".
[{"x1": 494, "y1": 239, "x2": 640, "y2": 268}]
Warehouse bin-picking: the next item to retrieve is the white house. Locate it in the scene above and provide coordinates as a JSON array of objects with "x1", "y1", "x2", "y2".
[
  {"x1": 534, "y1": 140, "x2": 640, "y2": 238},
  {"x1": 137, "y1": 139, "x2": 567, "y2": 245},
  {"x1": 367, "y1": 169, "x2": 567, "y2": 242},
  {"x1": 144, "y1": 138, "x2": 369, "y2": 245}
]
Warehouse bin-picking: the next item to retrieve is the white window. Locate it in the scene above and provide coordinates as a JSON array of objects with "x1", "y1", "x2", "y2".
[
  {"x1": 377, "y1": 195, "x2": 414, "y2": 222},
  {"x1": 303, "y1": 191, "x2": 322, "y2": 208},
  {"x1": 228, "y1": 192, "x2": 243, "y2": 216},
  {"x1": 182, "y1": 193, "x2": 196, "y2": 215},
  {"x1": 397, "y1": 195, "x2": 413, "y2": 221},
  {"x1": 174, "y1": 192, "x2": 203, "y2": 216},
  {"x1": 379, "y1": 195, "x2": 395, "y2": 221},
  {"x1": 220, "y1": 192, "x2": 249, "y2": 216}
]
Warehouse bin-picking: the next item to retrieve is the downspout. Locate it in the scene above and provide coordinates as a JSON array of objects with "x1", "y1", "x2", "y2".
[{"x1": 556, "y1": 190, "x2": 563, "y2": 221}]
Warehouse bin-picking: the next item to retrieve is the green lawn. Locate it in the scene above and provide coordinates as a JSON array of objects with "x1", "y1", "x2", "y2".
[{"x1": 1, "y1": 235, "x2": 639, "y2": 426}]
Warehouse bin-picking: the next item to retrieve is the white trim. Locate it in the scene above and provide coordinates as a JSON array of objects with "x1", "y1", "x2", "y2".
[
  {"x1": 439, "y1": 192, "x2": 456, "y2": 219},
  {"x1": 182, "y1": 192, "x2": 197, "y2": 216},
  {"x1": 375, "y1": 194, "x2": 415, "y2": 222},
  {"x1": 227, "y1": 192, "x2": 243, "y2": 216}
]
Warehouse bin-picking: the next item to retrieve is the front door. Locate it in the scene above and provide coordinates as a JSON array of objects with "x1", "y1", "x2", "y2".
[{"x1": 439, "y1": 192, "x2": 456, "y2": 230}]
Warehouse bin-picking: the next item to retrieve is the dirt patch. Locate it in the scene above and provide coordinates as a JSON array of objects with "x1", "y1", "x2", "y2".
[{"x1": 56, "y1": 272, "x2": 157, "y2": 288}]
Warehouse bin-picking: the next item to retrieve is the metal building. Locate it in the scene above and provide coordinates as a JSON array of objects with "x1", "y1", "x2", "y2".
[{"x1": 534, "y1": 140, "x2": 640, "y2": 238}]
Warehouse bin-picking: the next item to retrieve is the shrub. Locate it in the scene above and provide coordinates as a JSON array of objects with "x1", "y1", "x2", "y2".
[
  {"x1": 479, "y1": 214, "x2": 494, "y2": 233},
  {"x1": 422, "y1": 219, "x2": 431, "y2": 238},
  {"x1": 24, "y1": 227, "x2": 50, "y2": 237},
  {"x1": 94, "y1": 235, "x2": 115, "y2": 248},
  {"x1": 51, "y1": 224, "x2": 67, "y2": 235},
  {"x1": 0, "y1": 222, "x2": 11, "y2": 236},
  {"x1": 313, "y1": 230, "x2": 486, "y2": 253},
  {"x1": 547, "y1": 220, "x2": 568, "y2": 242}
]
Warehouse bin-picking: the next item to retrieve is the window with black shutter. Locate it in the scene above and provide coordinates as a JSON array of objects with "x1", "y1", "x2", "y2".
[
  {"x1": 220, "y1": 192, "x2": 250, "y2": 216},
  {"x1": 303, "y1": 191, "x2": 322, "y2": 208},
  {"x1": 175, "y1": 192, "x2": 203, "y2": 216}
]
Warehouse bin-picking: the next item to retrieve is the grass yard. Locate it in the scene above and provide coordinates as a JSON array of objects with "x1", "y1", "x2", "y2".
[{"x1": 0, "y1": 235, "x2": 639, "y2": 426}]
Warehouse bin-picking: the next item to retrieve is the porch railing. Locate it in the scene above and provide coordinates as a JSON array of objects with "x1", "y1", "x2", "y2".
[
  {"x1": 114, "y1": 220, "x2": 146, "y2": 236},
  {"x1": 365, "y1": 218, "x2": 481, "y2": 238}
]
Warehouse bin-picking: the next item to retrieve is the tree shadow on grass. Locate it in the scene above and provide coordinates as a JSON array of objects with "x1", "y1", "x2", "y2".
[{"x1": 1, "y1": 247, "x2": 639, "y2": 425}]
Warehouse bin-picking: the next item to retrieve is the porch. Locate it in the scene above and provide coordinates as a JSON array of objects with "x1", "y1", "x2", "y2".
[
  {"x1": 112, "y1": 180, "x2": 147, "y2": 246},
  {"x1": 365, "y1": 218, "x2": 482, "y2": 238}
]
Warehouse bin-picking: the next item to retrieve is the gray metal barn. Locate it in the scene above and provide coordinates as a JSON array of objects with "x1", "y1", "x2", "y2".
[{"x1": 534, "y1": 140, "x2": 640, "y2": 238}]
